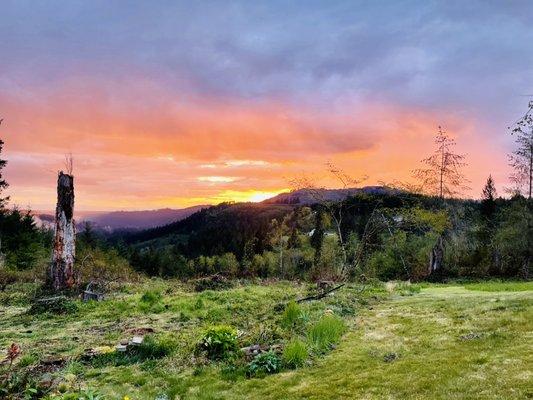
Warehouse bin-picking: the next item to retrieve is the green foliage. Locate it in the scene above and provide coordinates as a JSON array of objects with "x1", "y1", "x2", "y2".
[
  {"x1": 464, "y1": 280, "x2": 533, "y2": 292},
  {"x1": 281, "y1": 301, "x2": 303, "y2": 330},
  {"x1": 138, "y1": 290, "x2": 164, "y2": 313},
  {"x1": 282, "y1": 339, "x2": 308, "y2": 368},
  {"x1": 0, "y1": 209, "x2": 50, "y2": 271},
  {"x1": 308, "y1": 314, "x2": 346, "y2": 353},
  {"x1": 246, "y1": 351, "x2": 282, "y2": 377},
  {"x1": 200, "y1": 325, "x2": 239, "y2": 360}
]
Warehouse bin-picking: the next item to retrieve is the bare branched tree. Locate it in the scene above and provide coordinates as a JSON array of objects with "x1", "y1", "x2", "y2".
[
  {"x1": 290, "y1": 162, "x2": 367, "y2": 278},
  {"x1": 508, "y1": 101, "x2": 533, "y2": 199},
  {"x1": 413, "y1": 126, "x2": 470, "y2": 198}
]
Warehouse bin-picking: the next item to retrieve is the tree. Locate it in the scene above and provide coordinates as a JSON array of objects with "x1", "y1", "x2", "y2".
[
  {"x1": 267, "y1": 218, "x2": 290, "y2": 277},
  {"x1": 481, "y1": 175, "x2": 497, "y2": 219},
  {"x1": 0, "y1": 119, "x2": 9, "y2": 208},
  {"x1": 508, "y1": 101, "x2": 533, "y2": 199},
  {"x1": 413, "y1": 126, "x2": 470, "y2": 198},
  {"x1": 290, "y1": 162, "x2": 367, "y2": 278}
]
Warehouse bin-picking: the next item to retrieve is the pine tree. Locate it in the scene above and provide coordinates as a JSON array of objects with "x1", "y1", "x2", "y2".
[
  {"x1": 481, "y1": 175, "x2": 497, "y2": 219},
  {"x1": 0, "y1": 119, "x2": 9, "y2": 208},
  {"x1": 413, "y1": 126, "x2": 470, "y2": 198}
]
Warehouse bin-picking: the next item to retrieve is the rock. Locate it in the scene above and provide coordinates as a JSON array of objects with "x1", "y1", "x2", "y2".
[
  {"x1": 116, "y1": 344, "x2": 128, "y2": 352},
  {"x1": 82, "y1": 290, "x2": 104, "y2": 302},
  {"x1": 130, "y1": 336, "x2": 144, "y2": 345}
]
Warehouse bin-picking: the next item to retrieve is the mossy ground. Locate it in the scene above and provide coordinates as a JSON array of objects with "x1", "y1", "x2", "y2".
[{"x1": 0, "y1": 280, "x2": 531, "y2": 399}]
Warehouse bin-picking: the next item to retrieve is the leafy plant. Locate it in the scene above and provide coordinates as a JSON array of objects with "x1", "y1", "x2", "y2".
[
  {"x1": 200, "y1": 325, "x2": 239, "y2": 360},
  {"x1": 246, "y1": 351, "x2": 282, "y2": 377},
  {"x1": 282, "y1": 339, "x2": 308, "y2": 368},
  {"x1": 307, "y1": 315, "x2": 346, "y2": 353}
]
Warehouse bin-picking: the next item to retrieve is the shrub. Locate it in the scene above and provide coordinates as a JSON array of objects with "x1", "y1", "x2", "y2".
[
  {"x1": 247, "y1": 351, "x2": 282, "y2": 377},
  {"x1": 282, "y1": 339, "x2": 308, "y2": 368},
  {"x1": 281, "y1": 301, "x2": 302, "y2": 329},
  {"x1": 200, "y1": 325, "x2": 238, "y2": 360},
  {"x1": 307, "y1": 314, "x2": 346, "y2": 353}
]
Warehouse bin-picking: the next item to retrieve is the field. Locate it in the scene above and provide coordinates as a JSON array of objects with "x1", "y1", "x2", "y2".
[{"x1": 0, "y1": 280, "x2": 532, "y2": 399}]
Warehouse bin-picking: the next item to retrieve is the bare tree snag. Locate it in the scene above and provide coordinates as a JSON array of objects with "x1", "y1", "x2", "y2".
[
  {"x1": 48, "y1": 171, "x2": 77, "y2": 291},
  {"x1": 428, "y1": 236, "x2": 444, "y2": 279}
]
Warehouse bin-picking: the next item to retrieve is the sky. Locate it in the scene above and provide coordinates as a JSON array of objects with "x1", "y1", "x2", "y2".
[{"x1": 1, "y1": 0, "x2": 532, "y2": 211}]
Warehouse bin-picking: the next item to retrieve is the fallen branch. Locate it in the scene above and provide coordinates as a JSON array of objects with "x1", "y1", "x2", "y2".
[{"x1": 296, "y1": 283, "x2": 345, "y2": 303}]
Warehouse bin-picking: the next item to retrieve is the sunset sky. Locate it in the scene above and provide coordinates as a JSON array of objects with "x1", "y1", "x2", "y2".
[{"x1": 1, "y1": 1, "x2": 532, "y2": 211}]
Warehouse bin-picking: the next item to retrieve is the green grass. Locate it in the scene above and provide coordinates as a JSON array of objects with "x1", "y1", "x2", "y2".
[
  {"x1": 0, "y1": 280, "x2": 531, "y2": 399},
  {"x1": 463, "y1": 280, "x2": 533, "y2": 292},
  {"x1": 282, "y1": 339, "x2": 308, "y2": 368},
  {"x1": 307, "y1": 314, "x2": 346, "y2": 353}
]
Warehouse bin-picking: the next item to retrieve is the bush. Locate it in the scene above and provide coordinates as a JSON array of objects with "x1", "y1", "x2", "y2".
[
  {"x1": 200, "y1": 325, "x2": 239, "y2": 360},
  {"x1": 247, "y1": 351, "x2": 282, "y2": 377},
  {"x1": 282, "y1": 339, "x2": 308, "y2": 368},
  {"x1": 307, "y1": 315, "x2": 346, "y2": 353},
  {"x1": 281, "y1": 301, "x2": 302, "y2": 329}
]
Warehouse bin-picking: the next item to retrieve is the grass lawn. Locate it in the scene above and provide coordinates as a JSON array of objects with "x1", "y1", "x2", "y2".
[{"x1": 0, "y1": 280, "x2": 531, "y2": 399}]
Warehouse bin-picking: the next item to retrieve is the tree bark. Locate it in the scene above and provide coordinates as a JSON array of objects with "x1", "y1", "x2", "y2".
[{"x1": 48, "y1": 172, "x2": 77, "y2": 290}]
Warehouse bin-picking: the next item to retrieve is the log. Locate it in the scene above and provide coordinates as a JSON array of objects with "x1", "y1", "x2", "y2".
[
  {"x1": 296, "y1": 283, "x2": 345, "y2": 303},
  {"x1": 48, "y1": 171, "x2": 77, "y2": 291}
]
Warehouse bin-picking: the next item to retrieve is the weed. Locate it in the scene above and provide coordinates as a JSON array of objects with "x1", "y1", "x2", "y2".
[{"x1": 246, "y1": 351, "x2": 282, "y2": 377}]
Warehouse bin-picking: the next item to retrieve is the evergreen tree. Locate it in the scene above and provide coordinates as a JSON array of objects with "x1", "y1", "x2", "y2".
[
  {"x1": 481, "y1": 175, "x2": 497, "y2": 219},
  {"x1": 0, "y1": 120, "x2": 9, "y2": 208}
]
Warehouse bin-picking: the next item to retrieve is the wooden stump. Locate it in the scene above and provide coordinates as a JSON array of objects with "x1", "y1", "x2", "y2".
[{"x1": 48, "y1": 172, "x2": 77, "y2": 291}]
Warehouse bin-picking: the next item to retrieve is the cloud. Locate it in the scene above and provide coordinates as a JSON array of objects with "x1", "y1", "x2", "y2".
[{"x1": 1, "y1": 1, "x2": 530, "y2": 209}]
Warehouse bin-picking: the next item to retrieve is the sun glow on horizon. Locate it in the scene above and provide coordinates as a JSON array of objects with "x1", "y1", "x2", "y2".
[{"x1": 212, "y1": 189, "x2": 289, "y2": 203}]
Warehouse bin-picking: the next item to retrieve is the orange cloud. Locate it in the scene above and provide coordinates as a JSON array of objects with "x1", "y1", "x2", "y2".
[{"x1": 0, "y1": 78, "x2": 508, "y2": 210}]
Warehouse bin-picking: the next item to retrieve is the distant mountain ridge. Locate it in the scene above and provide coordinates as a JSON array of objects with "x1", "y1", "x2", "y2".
[
  {"x1": 36, "y1": 205, "x2": 208, "y2": 231},
  {"x1": 263, "y1": 186, "x2": 397, "y2": 205}
]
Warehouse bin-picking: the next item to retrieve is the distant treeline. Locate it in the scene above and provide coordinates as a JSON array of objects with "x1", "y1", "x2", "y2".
[{"x1": 107, "y1": 190, "x2": 531, "y2": 281}]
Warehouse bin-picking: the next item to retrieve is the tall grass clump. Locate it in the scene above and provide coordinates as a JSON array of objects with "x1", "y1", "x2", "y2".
[
  {"x1": 307, "y1": 314, "x2": 346, "y2": 353},
  {"x1": 281, "y1": 301, "x2": 302, "y2": 329},
  {"x1": 282, "y1": 339, "x2": 308, "y2": 368}
]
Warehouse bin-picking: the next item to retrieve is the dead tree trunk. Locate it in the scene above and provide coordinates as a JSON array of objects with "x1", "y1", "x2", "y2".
[
  {"x1": 48, "y1": 172, "x2": 77, "y2": 291},
  {"x1": 428, "y1": 236, "x2": 444, "y2": 280}
]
